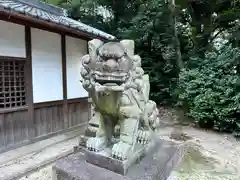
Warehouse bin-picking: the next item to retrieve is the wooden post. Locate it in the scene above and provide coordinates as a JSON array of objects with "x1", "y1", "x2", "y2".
[
  {"x1": 61, "y1": 34, "x2": 68, "y2": 129},
  {"x1": 25, "y1": 26, "x2": 35, "y2": 138},
  {"x1": 85, "y1": 40, "x2": 92, "y2": 122}
]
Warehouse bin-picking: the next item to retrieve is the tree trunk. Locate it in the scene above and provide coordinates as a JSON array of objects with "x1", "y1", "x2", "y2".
[{"x1": 170, "y1": 0, "x2": 184, "y2": 70}]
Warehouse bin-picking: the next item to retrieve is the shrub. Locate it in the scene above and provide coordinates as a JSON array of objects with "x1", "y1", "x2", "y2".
[{"x1": 177, "y1": 46, "x2": 240, "y2": 134}]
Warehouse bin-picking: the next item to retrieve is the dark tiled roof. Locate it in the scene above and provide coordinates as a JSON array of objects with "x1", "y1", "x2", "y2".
[{"x1": 0, "y1": 0, "x2": 115, "y2": 40}]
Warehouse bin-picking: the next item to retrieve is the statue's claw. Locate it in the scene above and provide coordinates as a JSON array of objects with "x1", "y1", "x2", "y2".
[
  {"x1": 86, "y1": 137, "x2": 107, "y2": 152},
  {"x1": 112, "y1": 142, "x2": 132, "y2": 160},
  {"x1": 137, "y1": 130, "x2": 150, "y2": 145}
]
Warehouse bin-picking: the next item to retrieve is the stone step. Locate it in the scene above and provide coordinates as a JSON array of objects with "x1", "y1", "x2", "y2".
[
  {"x1": 53, "y1": 139, "x2": 185, "y2": 180},
  {"x1": 0, "y1": 126, "x2": 85, "y2": 180},
  {"x1": 0, "y1": 126, "x2": 85, "y2": 165}
]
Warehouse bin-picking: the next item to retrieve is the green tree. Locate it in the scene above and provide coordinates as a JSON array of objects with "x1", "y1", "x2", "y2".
[
  {"x1": 47, "y1": 0, "x2": 180, "y2": 104},
  {"x1": 176, "y1": 0, "x2": 240, "y2": 57},
  {"x1": 43, "y1": 0, "x2": 240, "y2": 135},
  {"x1": 119, "y1": 0, "x2": 182, "y2": 103},
  {"x1": 177, "y1": 45, "x2": 240, "y2": 133}
]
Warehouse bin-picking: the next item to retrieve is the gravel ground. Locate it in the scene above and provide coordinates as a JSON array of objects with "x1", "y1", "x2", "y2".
[
  {"x1": 161, "y1": 126, "x2": 240, "y2": 180},
  {"x1": 19, "y1": 107, "x2": 240, "y2": 180},
  {"x1": 20, "y1": 165, "x2": 53, "y2": 180},
  {"x1": 159, "y1": 107, "x2": 240, "y2": 180}
]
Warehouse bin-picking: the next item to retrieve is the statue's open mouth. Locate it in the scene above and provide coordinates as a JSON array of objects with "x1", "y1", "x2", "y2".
[{"x1": 94, "y1": 71, "x2": 128, "y2": 86}]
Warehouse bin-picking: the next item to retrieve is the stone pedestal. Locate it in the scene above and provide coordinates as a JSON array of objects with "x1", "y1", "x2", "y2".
[
  {"x1": 85, "y1": 143, "x2": 145, "y2": 175},
  {"x1": 53, "y1": 139, "x2": 184, "y2": 180}
]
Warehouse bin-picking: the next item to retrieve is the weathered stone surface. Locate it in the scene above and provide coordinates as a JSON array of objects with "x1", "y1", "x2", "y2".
[
  {"x1": 80, "y1": 39, "x2": 161, "y2": 161},
  {"x1": 85, "y1": 143, "x2": 145, "y2": 175},
  {"x1": 53, "y1": 139, "x2": 184, "y2": 180}
]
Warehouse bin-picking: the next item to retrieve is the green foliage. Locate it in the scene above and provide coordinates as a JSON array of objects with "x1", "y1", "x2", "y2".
[
  {"x1": 177, "y1": 46, "x2": 240, "y2": 134},
  {"x1": 175, "y1": 0, "x2": 240, "y2": 56},
  {"x1": 43, "y1": 0, "x2": 240, "y2": 135},
  {"x1": 50, "y1": 0, "x2": 180, "y2": 104},
  {"x1": 119, "y1": 0, "x2": 180, "y2": 104}
]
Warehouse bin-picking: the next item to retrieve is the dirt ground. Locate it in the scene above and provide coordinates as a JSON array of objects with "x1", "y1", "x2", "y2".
[
  {"x1": 162, "y1": 126, "x2": 240, "y2": 180},
  {"x1": 20, "y1": 165, "x2": 53, "y2": 180},
  {"x1": 160, "y1": 107, "x2": 240, "y2": 180},
  {"x1": 20, "y1": 107, "x2": 240, "y2": 180}
]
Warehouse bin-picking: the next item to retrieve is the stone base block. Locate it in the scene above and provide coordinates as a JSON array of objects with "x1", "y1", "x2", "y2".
[
  {"x1": 85, "y1": 143, "x2": 145, "y2": 175},
  {"x1": 53, "y1": 139, "x2": 184, "y2": 180}
]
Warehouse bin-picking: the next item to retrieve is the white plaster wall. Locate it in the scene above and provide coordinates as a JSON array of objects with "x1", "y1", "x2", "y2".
[
  {"x1": 0, "y1": 20, "x2": 26, "y2": 57},
  {"x1": 66, "y1": 36, "x2": 88, "y2": 99},
  {"x1": 31, "y1": 28, "x2": 63, "y2": 103}
]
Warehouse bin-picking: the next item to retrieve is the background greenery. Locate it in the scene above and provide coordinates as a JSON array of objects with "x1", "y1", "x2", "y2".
[{"x1": 43, "y1": 0, "x2": 240, "y2": 136}]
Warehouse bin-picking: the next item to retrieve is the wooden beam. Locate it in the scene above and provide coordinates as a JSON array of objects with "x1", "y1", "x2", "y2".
[
  {"x1": 25, "y1": 26, "x2": 35, "y2": 138},
  {"x1": 67, "y1": 97, "x2": 88, "y2": 104},
  {"x1": 0, "y1": 56, "x2": 26, "y2": 61},
  {"x1": 33, "y1": 97, "x2": 89, "y2": 109},
  {"x1": 0, "y1": 106, "x2": 28, "y2": 114},
  {"x1": 34, "y1": 100, "x2": 64, "y2": 109},
  {"x1": 61, "y1": 34, "x2": 69, "y2": 129}
]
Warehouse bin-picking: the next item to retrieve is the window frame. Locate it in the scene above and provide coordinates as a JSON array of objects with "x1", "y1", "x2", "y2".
[{"x1": 0, "y1": 56, "x2": 28, "y2": 113}]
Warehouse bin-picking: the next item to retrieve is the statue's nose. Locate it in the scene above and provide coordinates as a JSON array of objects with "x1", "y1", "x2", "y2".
[{"x1": 102, "y1": 59, "x2": 118, "y2": 72}]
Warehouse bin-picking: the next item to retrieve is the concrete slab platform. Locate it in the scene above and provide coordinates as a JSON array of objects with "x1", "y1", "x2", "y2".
[{"x1": 53, "y1": 139, "x2": 185, "y2": 180}]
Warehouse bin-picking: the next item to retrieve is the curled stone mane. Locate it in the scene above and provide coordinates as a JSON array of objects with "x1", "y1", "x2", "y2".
[{"x1": 80, "y1": 39, "x2": 160, "y2": 162}]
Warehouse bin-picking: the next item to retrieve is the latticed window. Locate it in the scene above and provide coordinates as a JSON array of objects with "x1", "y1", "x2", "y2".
[{"x1": 0, "y1": 59, "x2": 26, "y2": 109}]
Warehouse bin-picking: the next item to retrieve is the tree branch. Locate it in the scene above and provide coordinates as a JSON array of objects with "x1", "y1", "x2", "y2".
[{"x1": 209, "y1": 28, "x2": 225, "y2": 44}]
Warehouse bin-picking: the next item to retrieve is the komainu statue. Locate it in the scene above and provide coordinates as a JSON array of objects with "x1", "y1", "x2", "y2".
[{"x1": 80, "y1": 39, "x2": 160, "y2": 161}]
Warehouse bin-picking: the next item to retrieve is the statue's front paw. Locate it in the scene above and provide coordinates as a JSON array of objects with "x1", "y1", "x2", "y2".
[
  {"x1": 112, "y1": 142, "x2": 132, "y2": 160},
  {"x1": 137, "y1": 130, "x2": 150, "y2": 145},
  {"x1": 86, "y1": 137, "x2": 107, "y2": 152}
]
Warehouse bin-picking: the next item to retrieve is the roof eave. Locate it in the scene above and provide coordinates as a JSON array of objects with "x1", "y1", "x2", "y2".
[{"x1": 0, "y1": 8, "x2": 113, "y2": 41}]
